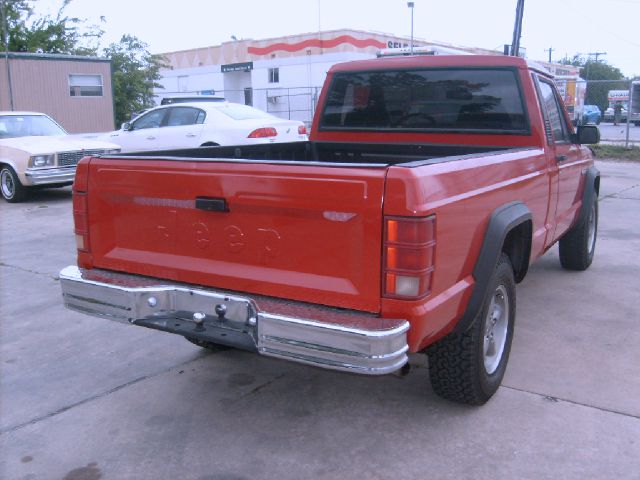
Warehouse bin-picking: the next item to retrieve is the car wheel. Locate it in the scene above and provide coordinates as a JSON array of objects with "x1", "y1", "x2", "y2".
[
  {"x1": 1, "y1": 165, "x2": 28, "y2": 203},
  {"x1": 427, "y1": 253, "x2": 516, "y2": 405},
  {"x1": 559, "y1": 195, "x2": 598, "y2": 270}
]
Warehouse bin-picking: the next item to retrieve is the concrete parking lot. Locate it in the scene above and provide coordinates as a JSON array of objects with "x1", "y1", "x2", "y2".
[{"x1": 1, "y1": 160, "x2": 639, "y2": 480}]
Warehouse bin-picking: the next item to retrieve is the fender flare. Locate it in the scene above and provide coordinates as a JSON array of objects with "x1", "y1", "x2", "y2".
[
  {"x1": 454, "y1": 201, "x2": 532, "y2": 333},
  {"x1": 575, "y1": 166, "x2": 600, "y2": 228}
]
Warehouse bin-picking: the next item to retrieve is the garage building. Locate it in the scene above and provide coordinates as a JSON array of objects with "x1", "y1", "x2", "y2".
[{"x1": 0, "y1": 52, "x2": 115, "y2": 133}]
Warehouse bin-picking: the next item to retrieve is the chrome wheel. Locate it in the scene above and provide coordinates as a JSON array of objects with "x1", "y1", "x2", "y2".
[
  {"x1": 483, "y1": 284, "x2": 510, "y2": 375},
  {"x1": 1, "y1": 169, "x2": 15, "y2": 199},
  {"x1": 587, "y1": 201, "x2": 597, "y2": 255}
]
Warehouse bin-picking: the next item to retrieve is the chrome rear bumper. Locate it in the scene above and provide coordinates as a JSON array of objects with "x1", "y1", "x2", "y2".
[{"x1": 59, "y1": 266, "x2": 409, "y2": 375}]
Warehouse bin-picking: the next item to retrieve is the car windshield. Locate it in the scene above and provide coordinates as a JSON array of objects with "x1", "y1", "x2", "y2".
[
  {"x1": 214, "y1": 104, "x2": 273, "y2": 121},
  {"x1": 0, "y1": 115, "x2": 67, "y2": 138}
]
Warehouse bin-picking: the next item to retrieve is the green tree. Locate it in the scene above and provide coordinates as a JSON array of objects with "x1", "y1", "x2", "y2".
[
  {"x1": 0, "y1": 0, "x2": 31, "y2": 50},
  {"x1": 561, "y1": 56, "x2": 627, "y2": 113},
  {"x1": 580, "y1": 60, "x2": 626, "y2": 115},
  {"x1": 0, "y1": 0, "x2": 103, "y2": 55},
  {"x1": 104, "y1": 35, "x2": 168, "y2": 126},
  {"x1": 1, "y1": 1, "x2": 168, "y2": 127}
]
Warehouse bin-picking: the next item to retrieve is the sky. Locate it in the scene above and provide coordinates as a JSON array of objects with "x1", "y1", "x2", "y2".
[{"x1": 34, "y1": 0, "x2": 640, "y2": 77}]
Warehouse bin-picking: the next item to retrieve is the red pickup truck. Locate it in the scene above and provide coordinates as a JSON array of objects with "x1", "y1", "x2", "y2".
[{"x1": 60, "y1": 55, "x2": 600, "y2": 405}]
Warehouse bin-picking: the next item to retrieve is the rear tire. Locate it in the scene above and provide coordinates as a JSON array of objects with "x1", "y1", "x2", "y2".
[
  {"x1": 559, "y1": 195, "x2": 598, "y2": 271},
  {"x1": 1, "y1": 165, "x2": 28, "y2": 203},
  {"x1": 184, "y1": 336, "x2": 229, "y2": 352},
  {"x1": 427, "y1": 253, "x2": 516, "y2": 405}
]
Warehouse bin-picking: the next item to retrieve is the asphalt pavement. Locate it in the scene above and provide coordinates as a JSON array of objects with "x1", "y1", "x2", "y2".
[
  {"x1": 598, "y1": 121, "x2": 639, "y2": 144},
  {"x1": 1, "y1": 160, "x2": 639, "y2": 480}
]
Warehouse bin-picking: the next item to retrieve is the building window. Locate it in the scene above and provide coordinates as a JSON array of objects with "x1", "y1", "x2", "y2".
[
  {"x1": 268, "y1": 68, "x2": 279, "y2": 84},
  {"x1": 69, "y1": 74, "x2": 103, "y2": 97}
]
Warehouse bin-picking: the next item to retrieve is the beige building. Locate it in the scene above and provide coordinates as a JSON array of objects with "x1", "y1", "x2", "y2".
[
  {"x1": 0, "y1": 52, "x2": 115, "y2": 133},
  {"x1": 157, "y1": 29, "x2": 581, "y2": 125},
  {"x1": 157, "y1": 29, "x2": 503, "y2": 124},
  {"x1": 161, "y1": 28, "x2": 501, "y2": 70}
]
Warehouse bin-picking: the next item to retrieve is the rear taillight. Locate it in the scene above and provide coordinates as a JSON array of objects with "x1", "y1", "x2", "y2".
[
  {"x1": 73, "y1": 193, "x2": 90, "y2": 251},
  {"x1": 74, "y1": 158, "x2": 90, "y2": 191},
  {"x1": 298, "y1": 125, "x2": 307, "y2": 135},
  {"x1": 383, "y1": 215, "x2": 436, "y2": 299},
  {"x1": 248, "y1": 127, "x2": 278, "y2": 138},
  {"x1": 73, "y1": 159, "x2": 91, "y2": 253}
]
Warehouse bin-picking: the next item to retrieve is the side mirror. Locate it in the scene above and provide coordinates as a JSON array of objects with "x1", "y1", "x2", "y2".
[
  {"x1": 121, "y1": 122, "x2": 132, "y2": 131},
  {"x1": 575, "y1": 125, "x2": 600, "y2": 145}
]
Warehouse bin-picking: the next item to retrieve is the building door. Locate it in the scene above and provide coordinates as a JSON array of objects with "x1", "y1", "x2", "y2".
[
  {"x1": 223, "y1": 70, "x2": 252, "y2": 105},
  {"x1": 244, "y1": 88, "x2": 253, "y2": 106}
]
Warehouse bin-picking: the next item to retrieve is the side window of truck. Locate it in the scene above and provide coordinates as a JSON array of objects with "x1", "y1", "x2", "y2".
[{"x1": 537, "y1": 79, "x2": 571, "y2": 144}]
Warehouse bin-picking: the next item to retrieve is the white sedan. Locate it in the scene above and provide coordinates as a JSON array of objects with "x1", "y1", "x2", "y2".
[
  {"x1": 0, "y1": 112, "x2": 120, "y2": 202},
  {"x1": 105, "y1": 102, "x2": 308, "y2": 152}
]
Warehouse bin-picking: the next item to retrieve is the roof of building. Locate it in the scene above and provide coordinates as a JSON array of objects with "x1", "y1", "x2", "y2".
[
  {"x1": 1, "y1": 52, "x2": 110, "y2": 63},
  {"x1": 158, "y1": 28, "x2": 577, "y2": 78},
  {"x1": 159, "y1": 28, "x2": 502, "y2": 71},
  {"x1": 0, "y1": 111, "x2": 48, "y2": 116}
]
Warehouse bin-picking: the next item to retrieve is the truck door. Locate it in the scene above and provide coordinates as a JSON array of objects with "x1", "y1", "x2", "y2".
[{"x1": 536, "y1": 78, "x2": 586, "y2": 243}]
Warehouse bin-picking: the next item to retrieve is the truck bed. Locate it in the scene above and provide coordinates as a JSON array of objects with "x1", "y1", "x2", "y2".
[
  {"x1": 117, "y1": 141, "x2": 514, "y2": 166},
  {"x1": 83, "y1": 141, "x2": 535, "y2": 314}
]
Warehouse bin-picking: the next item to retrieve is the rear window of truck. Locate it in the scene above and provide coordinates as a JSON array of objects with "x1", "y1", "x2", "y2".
[{"x1": 320, "y1": 68, "x2": 528, "y2": 134}]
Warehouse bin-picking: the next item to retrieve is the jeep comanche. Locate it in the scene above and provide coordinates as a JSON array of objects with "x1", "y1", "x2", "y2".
[{"x1": 60, "y1": 55, "x2": 600, "y2": 405}]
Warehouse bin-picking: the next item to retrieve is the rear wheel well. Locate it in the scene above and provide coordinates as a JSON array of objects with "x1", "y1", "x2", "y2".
[{"x1": 502, "y1": 220, "x2": 532, "y2": 283}]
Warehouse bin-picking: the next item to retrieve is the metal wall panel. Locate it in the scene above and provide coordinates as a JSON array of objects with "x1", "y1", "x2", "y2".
[{"x1": 0, "y1": 56, "x2": 114, "y2": 133}]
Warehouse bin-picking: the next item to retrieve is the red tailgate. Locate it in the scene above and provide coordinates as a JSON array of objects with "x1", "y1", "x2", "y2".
[{"x1": 86, "y1": 158, "x2": 387, "y2": 312}]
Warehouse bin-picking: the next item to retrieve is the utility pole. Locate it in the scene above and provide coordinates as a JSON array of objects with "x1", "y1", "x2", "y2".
[
  {"x1": 545, "y1": 47, "x2": 555, "y2": 63},
  {"x1": 407, "y1": 2, "x2": 415, "y2": 54},
  {"x1": 584, "y1": 52, "x2": 606, "y2": 80},
  {"x1": 510, "y1": 0, "x2": 525, "y2": 56},
  {"x1": 0, "y1": 0, "x2": 15, "y2": 111},
  {"x1": 588, "y1": 51, "x2": 607, "y2": 62}
]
